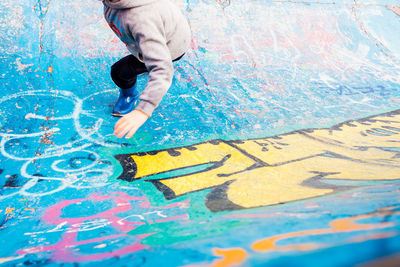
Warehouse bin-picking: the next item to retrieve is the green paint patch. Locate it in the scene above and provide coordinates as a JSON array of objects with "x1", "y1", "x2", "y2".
[{"x1": 128, "y1": 220, "x2": 248, "y2": 246}]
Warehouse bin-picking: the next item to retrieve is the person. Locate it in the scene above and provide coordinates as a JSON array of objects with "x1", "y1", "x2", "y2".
[{"x1": 102, "y1": 0, "x2": 191, "y2": 139}]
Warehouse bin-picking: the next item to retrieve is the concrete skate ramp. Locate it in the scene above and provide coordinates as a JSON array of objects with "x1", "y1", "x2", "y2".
[{"x1": 1, "y1": 0, "x2": 400, "y2": 266}]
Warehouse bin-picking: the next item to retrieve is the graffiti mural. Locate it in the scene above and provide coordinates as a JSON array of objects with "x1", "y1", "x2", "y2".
[
  {"x1": 1, "y1": 0, "x2": 400, "y2": 266},
  {"x1": 115, "y1": 109, "x2": 400, "y2": 211}
]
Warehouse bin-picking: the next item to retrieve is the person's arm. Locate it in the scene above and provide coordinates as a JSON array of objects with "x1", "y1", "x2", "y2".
[
  {"x1": 113, "y1": 15, "x2": 174, "y2": 139},
  {"x1": 133, "y1": 17, "x2": 174, "y2": 117}
]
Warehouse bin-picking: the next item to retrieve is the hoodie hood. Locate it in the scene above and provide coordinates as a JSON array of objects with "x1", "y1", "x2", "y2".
[{"x1": 103, "y1": 0, "x2": 157, "y2": 9}]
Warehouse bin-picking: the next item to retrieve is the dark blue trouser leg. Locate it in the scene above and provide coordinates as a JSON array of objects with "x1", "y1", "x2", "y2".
[{"x1": 110, "y1": 55, "x2": 147, "y2": 116}]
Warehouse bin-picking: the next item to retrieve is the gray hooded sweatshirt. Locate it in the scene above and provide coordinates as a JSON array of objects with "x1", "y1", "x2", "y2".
[{"x1": 103, "y1": 0, "x2": 191, "y2": 116}]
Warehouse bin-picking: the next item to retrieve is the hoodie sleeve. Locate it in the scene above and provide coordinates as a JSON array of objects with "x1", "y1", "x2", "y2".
[{"x1": 128, "y1": 14, "x2": 173, "y2": 117}]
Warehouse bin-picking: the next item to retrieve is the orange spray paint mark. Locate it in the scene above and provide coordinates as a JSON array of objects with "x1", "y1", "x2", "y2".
[
  {"x1": 5, "y1": 207, "x2": 14, "y2": 215},
  {"x1": 211, "y1": 248, "x2": 247, "y2": 267},
  {"x1": 387, "y1": 5, "x2": 400, "y2": 17},
  {"x1": 252, "y1": 208, "x2": 399, "y2": 252}
]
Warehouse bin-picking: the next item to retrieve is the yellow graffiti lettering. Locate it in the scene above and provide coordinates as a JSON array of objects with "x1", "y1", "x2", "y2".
[{"x1": 115, "y1": 109, "x2": 400, "y2": 211}]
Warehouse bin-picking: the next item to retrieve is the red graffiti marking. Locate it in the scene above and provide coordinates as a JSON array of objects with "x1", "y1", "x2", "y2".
[{"x1": 108, "y1": 22, "x2": 122, "y2": 38}]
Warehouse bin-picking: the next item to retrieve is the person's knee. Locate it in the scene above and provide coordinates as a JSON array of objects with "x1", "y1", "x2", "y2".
[
  {"x1": 111, "y1": 57, "x2": 137, "y2": 89},
  {"x1": 110, "y1": 62, "x2": 118, "y2": 79},
  {"x1": 110, "y1": 62, "x2": 122, "y2": 86}
]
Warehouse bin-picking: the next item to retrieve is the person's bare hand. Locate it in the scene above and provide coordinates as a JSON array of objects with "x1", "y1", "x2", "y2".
[{"x1": 114, "y1": 110, "x2": 149, "y2": 139}]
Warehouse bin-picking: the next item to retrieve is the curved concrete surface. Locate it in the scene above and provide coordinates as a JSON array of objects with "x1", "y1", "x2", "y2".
[{"x1": 1, "y1": 0, "x2": 400, "y2": 266}]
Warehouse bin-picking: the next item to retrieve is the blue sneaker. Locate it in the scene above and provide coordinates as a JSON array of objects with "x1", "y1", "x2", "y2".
[{"x1": 112, "y1": 84, "x2": 140, "y2": 117}]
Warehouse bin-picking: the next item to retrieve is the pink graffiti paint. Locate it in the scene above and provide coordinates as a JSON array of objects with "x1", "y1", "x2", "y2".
[
  {"x1": 42, "y1": 192, "x2": 146, "y2": 231},
  {"x1": 17, "y1": 192, "x2": 189, "y2": 262}
]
